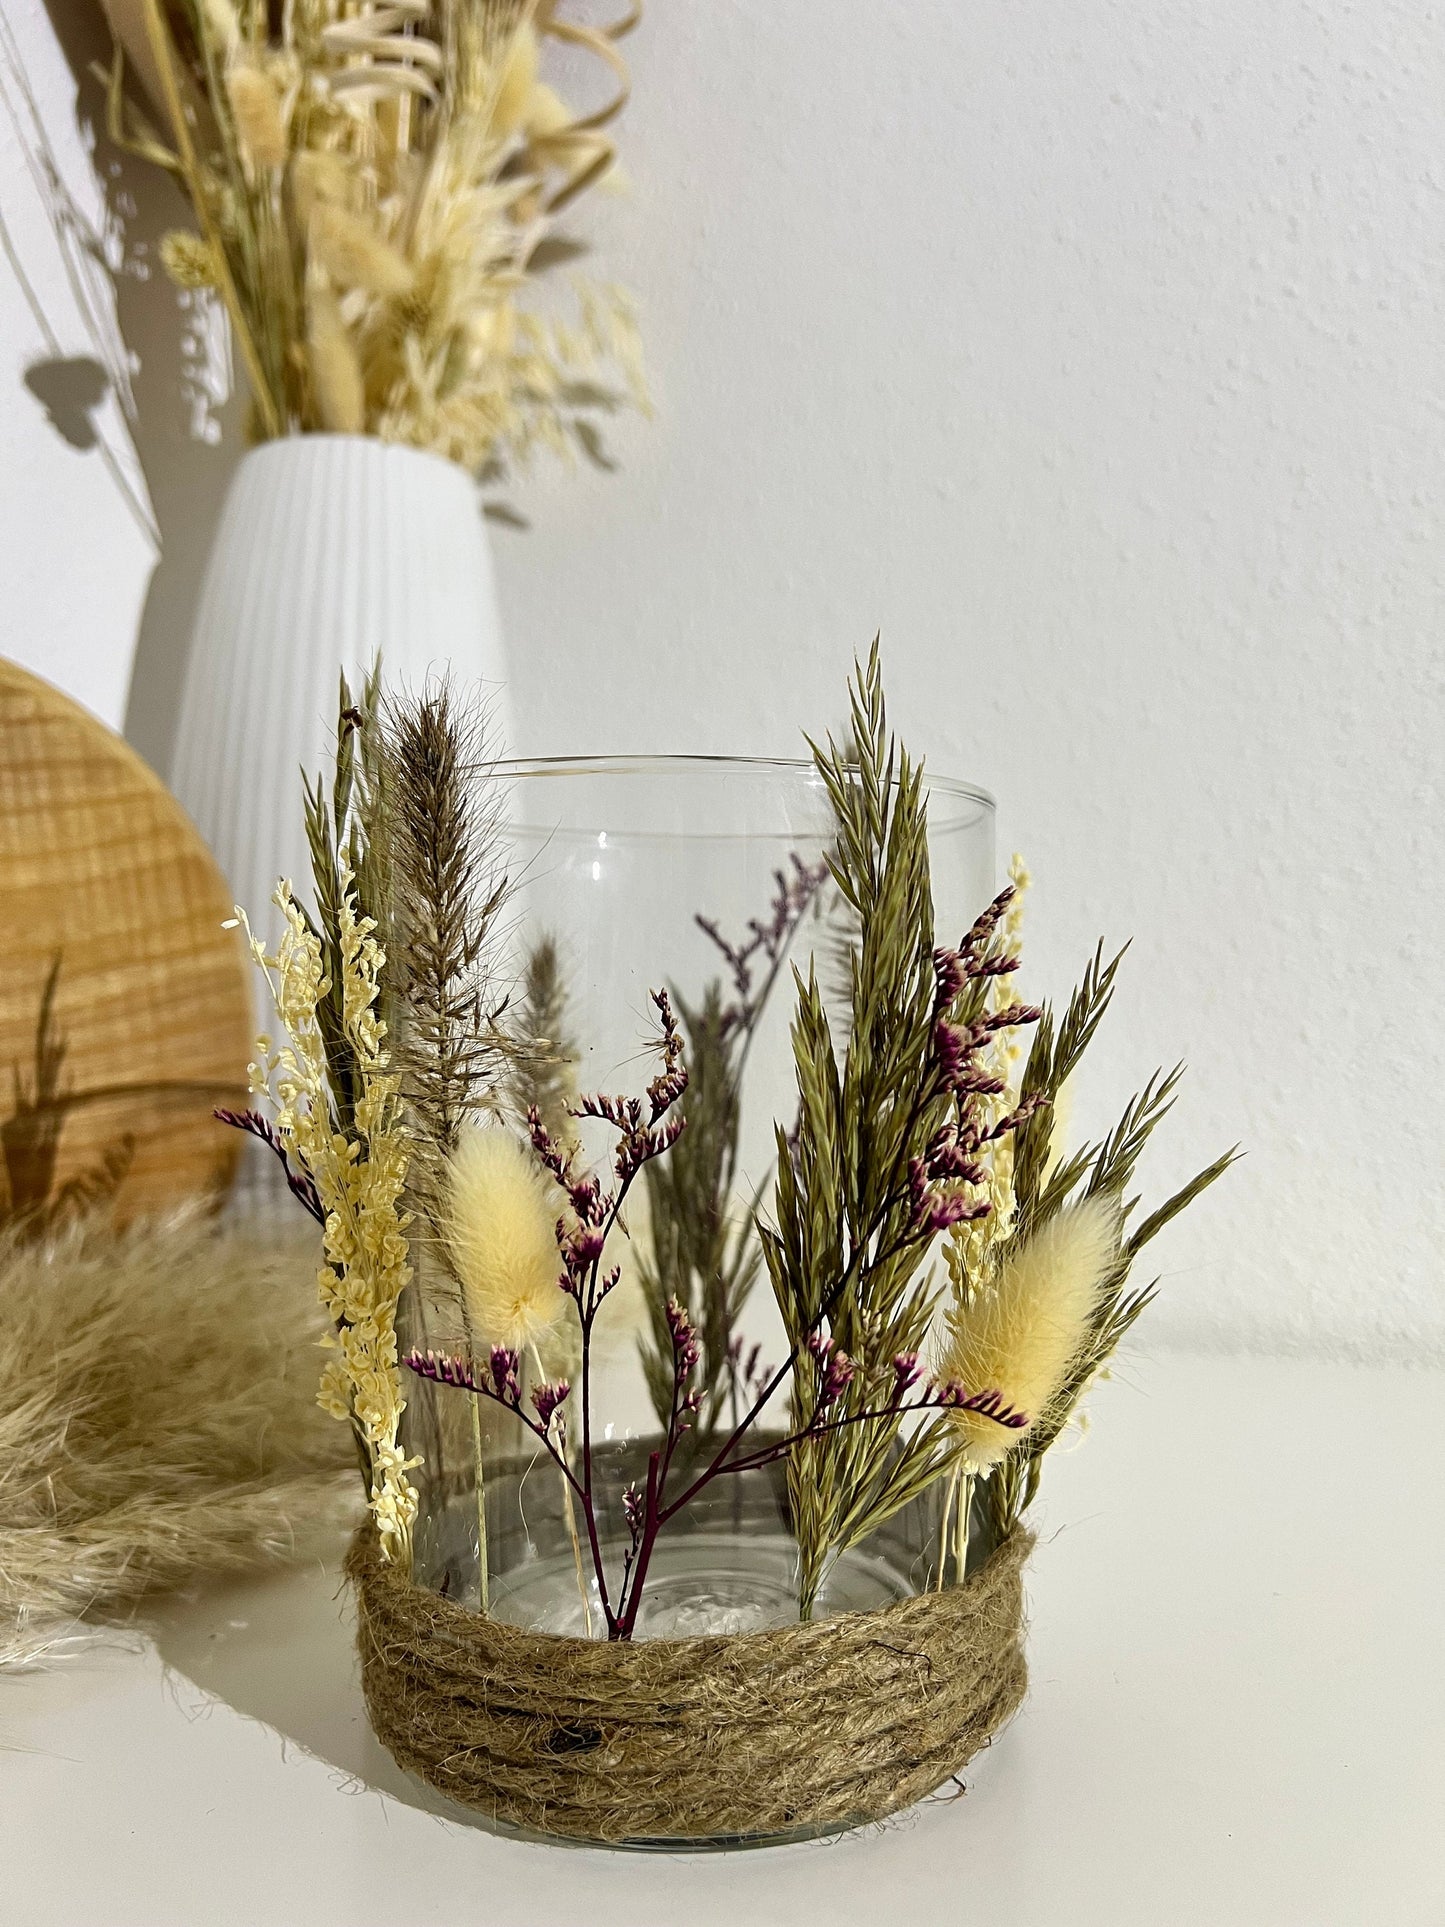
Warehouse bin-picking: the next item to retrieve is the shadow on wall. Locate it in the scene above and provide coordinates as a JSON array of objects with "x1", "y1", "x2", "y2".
[
  {"x1": 22, "y1": 353, "x2": 109, "y2": 448},
  {"x1": 10, "y1": 0, "x2": 243, "y2": 776}
]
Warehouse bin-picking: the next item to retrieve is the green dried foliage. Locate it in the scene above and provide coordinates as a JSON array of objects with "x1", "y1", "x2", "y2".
[
  {"x1": 763, "y1": 643, "x2": 1020, "y2": 1616},
  {"x1": 636, "y1": 854, "x2": 828, "y2": 1436},
  {"x1": 504, "y1": 934, "x2": 578, "y2": 1147},
  {"x1": 972, "y1": 959, "x2": 1239, "y2": 1544},
  {"x1": 376, "y1": 678, "x2": 532, "y2": 1536},
  {"x1": 300, "y1": 663, "x2": 390, "y2": 1134},
  {"x1": 638, "y1": 981, "x2": 764, "y2": 1434}
]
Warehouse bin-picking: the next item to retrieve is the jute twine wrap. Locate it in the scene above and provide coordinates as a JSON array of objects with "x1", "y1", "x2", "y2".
[{"x1": 349, "y1": 1526, "x2": 1032, "y2": 1842}]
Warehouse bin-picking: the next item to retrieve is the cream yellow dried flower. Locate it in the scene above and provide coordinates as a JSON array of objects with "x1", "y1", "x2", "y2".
[
  {"x1": 525, "y1": 82, "x2": 574, "y2": 140},
  {"x1": 226, "y1": 62, "x2": 288, "y2": 172},
  {"x1": 445, "y1": 1126, "x2": 564, "y2": 1353},
  {"x1": 243, "y1": 874, "x2": 418, "y2": 1565},
  {"x1": 307, "y1": 279, "x2": 365, "y2": 434},
  {"x1": 113, "y1": 0, "x2": 645, "y2": 471},
  {"x1": 308, "y1": 201, "x2": 415, "y2": 299},
  {"x1": 492, "y1": 22, "x2": 539, "y2": 136},
  {"x1": 940, "y1": 1197, "x2": 1119, "y2": 1473},
  {"x1": 159, "y1": 229, "x2": 218, "y2": 289},
  {"x1": 290, "y1": 150, "x2": 348, "y2": 223},
  {"x1": 200, "y1": 0, "x2": 240, "y2": 57}
]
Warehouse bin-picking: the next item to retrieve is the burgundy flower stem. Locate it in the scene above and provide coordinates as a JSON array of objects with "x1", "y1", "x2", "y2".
[
  {"x1": 614, "y1": 1453, "x2": 662, "y2": 1638},
  {"x1": 612, "y1": 1304, "x2": 700, "y2": 1636},
  {"x1": 405, "y1": 1354, "x2": 584, "y2": 1497},
  {"x1": 409, "y1": 1339, "x2": 1025, "y2": 1636},
  {"x1": 699, "y1": 855, "x2": 831, "y2": 1089},
  {"x1": 615, "y1": 1211, "x2": 928, "y2": 1632},
  {"x1": 404, "y1": 1348, "x2": 632, "y2": 1631},
  {"x1": 578, "y1": 1159, "x2": 659, "y2": 1629},
  {"x1": 670, "y1": 1387, "x2": 1027, "y2": 1495},
  {"x1": 214, "y1": 1108, "x2": 325, "y2": 1224},
  {"x1": 608, "y1": 1328, "x2": 1023, "y2": 1635},
  {"x1": 653, "y1": 1207, "x2": 935, "y2": 1527},
  {"x1": 648, "y1": 929, "x2": 1041, "y2": 1534}
]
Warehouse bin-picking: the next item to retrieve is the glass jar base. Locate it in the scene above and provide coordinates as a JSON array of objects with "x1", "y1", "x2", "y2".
[{"x1": 487, "y1": 1527, "x2": 915, "y2": 1638}]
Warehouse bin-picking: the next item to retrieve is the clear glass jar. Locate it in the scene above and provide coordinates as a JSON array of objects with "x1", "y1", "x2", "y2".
[{"x1": 405, "y1": 755, "x2": 995, "y2": 1637}]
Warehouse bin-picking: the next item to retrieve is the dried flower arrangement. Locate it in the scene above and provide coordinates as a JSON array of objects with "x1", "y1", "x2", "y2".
[
  {"x1": 636, "y1": 855, "x2": 829, "y2": 1436},
  {"x1": 103, "y1": 0, "x2": 645, "y2": 471},
  {"x1": 224, "y1": 648, "x2": 1231, "y2": 1836}
]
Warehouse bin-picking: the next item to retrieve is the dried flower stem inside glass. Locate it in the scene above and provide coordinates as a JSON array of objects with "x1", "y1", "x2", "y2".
[{"x1": 402, "y1": 754, "x2": 998, "y2": 1635}]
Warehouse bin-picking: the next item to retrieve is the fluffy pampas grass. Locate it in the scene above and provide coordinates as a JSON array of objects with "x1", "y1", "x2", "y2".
[
  {"x1": 0, "y1": 1214, "x2": 358, "y2": 1667},
  {"x1": 942, "y1": 1197, "x2": 1120, "y2": 1473},
  {"x1": 446, "y1": 1126, "x2": 565, "y2": 1353}
]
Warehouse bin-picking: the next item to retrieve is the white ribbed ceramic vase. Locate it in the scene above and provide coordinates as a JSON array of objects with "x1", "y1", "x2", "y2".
[{"x1": 171, "y1": 435, "x2": 508, "y2": 932}]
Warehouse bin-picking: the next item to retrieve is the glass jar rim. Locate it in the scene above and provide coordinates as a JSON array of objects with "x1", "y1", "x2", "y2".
[{"x1": 495, "y1": 753, "x2": 995, "y2": 816}]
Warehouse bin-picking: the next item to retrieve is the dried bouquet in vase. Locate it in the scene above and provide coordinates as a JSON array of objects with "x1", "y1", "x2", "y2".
[
  {"x1": 105, "y1": 0, "x2": 646, "y2": 471},
  {"x1": 100, "y1": 0, "x2": 652, "y2": 963},
  {"x1": 225, "y1": 648, "x2": 1232, "y2": 1842}
]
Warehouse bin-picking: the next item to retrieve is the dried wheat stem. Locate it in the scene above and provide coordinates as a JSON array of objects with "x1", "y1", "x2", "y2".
[
  {"x1": 954, "y1": 1471, "x2": 975, "y2": 1580},
  {"x1": 936, "y1": 1467, "x2": 958, "y2": 1591},
  {"x1": 527, "y1": 1341, "x2": 591, "y2": 1634},
  {"x1": 469, "y1": 1392, "x2": 491, "y2": 1612},
  {"x1": 140, "y1": 0, "x2": 281, "y2": 436}
]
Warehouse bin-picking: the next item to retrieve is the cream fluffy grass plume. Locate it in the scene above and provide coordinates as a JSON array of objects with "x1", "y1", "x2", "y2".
[
  {"x1": 112, "y1": 0, "x2": 647, "y2": 472},
  {"x1": 0, "y1": 1214, "x2": 357, "y2": 1666},
  {"x1": 445, "y1": 1126, "x2": 565, "y2": 1352},
  {"x1": 941, "y1": 1197, "x2": 1120, "y2": 1473}
]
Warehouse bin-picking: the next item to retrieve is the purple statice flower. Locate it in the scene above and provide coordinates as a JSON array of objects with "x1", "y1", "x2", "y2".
[
  {"x1": 932, "y1": 945, "x2": 966, "y2": 1014},
  {"x1": 932, "y1": 1017, "x2": 970, "y2": 1084},
  {"x1": 805, "y1": 1330, "x2": 855, "y2": 1411},
  {"x1": 697, "y1": 854, "x2": 831, "y2": 1039},
  {"x1": 645, "y1": 988, "x2": 688, "y2": 1120},
  {"x1": 489, "y1": 1346, "x2": 521, "y2": 1404},
  {"x1": 892, "y1": 1352, "x2": 924, "y2": 1398},
  {"x1": 531, "y1": 1379, "x2": 571, "y2": 1429},
  {"x1": 214, "y1": 1108, "x2": 325, "y2": 1224},
  {"x1": 563, "y1": 1221, "x2": 608, "y2": 1272},
  {"x1": 917, "y1": 1190, "x2": 991, "y2": 1234},
  {"x1": 664, "y1": 1297, "x2": 701, "y2": 1378},
  {"x1": 819, "y1": 1347, "x2": 855, "y2": 1409},
  {"x1": 935, "y1": 1381, "x2": 1029, "y2": 1430},
  {"x1": 405, "y1": 1346, "x2": 470, "y2": 1390}
]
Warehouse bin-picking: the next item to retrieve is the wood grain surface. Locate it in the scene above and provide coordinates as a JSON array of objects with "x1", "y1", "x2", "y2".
[{"x1": 0, "y1": 658, "x2": 252, "y2": 1224}]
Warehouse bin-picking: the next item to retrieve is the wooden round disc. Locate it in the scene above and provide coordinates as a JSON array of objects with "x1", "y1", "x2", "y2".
[{"x1": 0, "y1": 659, "x2": 252, "y2": 1226}]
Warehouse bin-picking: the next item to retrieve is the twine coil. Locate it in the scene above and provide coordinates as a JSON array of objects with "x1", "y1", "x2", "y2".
[{"x1": 350, "y1": 1525, "x2": 1032, "y2": 1843}]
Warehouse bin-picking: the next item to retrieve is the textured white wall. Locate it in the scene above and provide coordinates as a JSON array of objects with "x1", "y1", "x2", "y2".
[{"x1": 2, "y1": 0, "x2": 1442, "y2": 1356}]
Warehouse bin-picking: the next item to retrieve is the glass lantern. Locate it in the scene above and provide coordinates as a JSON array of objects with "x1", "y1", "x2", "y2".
[{"x1": 404, "y1": 755, "x2": 996, "y2": 1638}]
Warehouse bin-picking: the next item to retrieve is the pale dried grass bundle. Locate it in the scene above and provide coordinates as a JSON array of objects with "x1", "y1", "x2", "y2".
[
  {"x1": 444, "y1": 1124, "x2": 564, "y2": 1352},
  {"x1": 0, "y1": 1213, "x2": 358, "y2": 1667},
  {"x1": 940, "y1": 1197, "x2": 1120, "y2": 1473},
  {"x1": 104, "y1": 0, "x2": 645, "y2": 473}
]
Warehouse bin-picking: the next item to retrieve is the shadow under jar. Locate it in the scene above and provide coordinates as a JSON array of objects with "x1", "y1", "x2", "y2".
[{"x1": 402, "y1": 755, "x2": 997, "y2": 1642}]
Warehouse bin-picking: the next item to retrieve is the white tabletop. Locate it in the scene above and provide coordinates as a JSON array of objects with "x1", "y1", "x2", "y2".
[{"x1": 6, "y1": 1350, "x2": 1442, "y2": 1927}]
